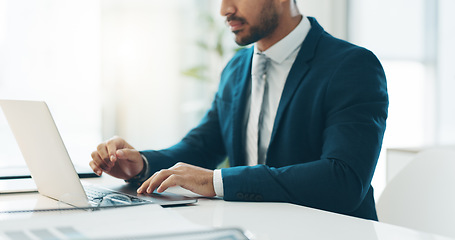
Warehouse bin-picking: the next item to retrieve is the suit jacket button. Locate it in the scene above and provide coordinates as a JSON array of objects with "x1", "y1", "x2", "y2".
[
  {"x1": 255, "y1": 195, "x2": 263, "y2": 201},
  {"x1": 248, "y1": 194, "x2": 256, "y2": 201},
  {"x1": 236, "y1": 193, "x2": 244, "y2": 199}
]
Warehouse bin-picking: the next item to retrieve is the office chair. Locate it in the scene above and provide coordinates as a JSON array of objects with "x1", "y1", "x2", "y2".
[{"x1": 376, "y1": 148, "x2": 455, "y2": 238}]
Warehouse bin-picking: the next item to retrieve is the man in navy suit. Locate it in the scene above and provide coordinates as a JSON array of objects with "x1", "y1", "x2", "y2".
[{"x1": 90, "y1": 0, "x2": 388, "y2": 220}]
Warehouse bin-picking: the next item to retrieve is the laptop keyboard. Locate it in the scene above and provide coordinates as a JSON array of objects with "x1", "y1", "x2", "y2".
[{"x1": 84, "y1": 185, "x2": 150, "y2": 207}]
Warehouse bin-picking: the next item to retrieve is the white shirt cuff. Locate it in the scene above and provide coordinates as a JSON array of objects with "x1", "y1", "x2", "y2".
[{"x1": 213, "y1": 169, "x2": 224, "y2": 197}]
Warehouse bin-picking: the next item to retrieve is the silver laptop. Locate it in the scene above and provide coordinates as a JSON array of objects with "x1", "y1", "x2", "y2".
[{"x1": 0, "y1": 99, "x2": 197, "y2": 209}]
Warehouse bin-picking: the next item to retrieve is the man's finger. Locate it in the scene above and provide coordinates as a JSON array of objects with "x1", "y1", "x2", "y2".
[
  {"x1": 96, "y1": 144, "x2": 109, "y2": 160},
  {"x1": 106, "y1": 137, "x2": 123, "y2": 163},
  {"x1": 137, "y1": 175, "x2": 154, "y2": 193},
  {"x1": 91, "y1": 150, "x2": 110, "y2": 171},
  {"x1": 145, "y1": 170, "x2": 174, "y2": 193},
  {"x1": 96, "y1": 144, "x2": 112, "y2": 168},
  {"x1": 157, "y1": 175, "x2": 179, "y2": 193},
  {"x1": 89, "y1": 160, "x2": 103, "y2": 176}
]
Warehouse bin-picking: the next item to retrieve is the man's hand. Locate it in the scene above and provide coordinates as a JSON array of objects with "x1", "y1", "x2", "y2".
[
  {"x1": 137, "y1": 162, "x2": 216, "y2": 197},
  {"x1": 89, "y1": 136, "x2": 144, "y2": 180}
]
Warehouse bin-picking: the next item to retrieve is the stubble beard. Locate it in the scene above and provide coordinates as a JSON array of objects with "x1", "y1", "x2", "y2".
[{"x1": 232, "y1": 2, "x2": 279, "y2": 46}]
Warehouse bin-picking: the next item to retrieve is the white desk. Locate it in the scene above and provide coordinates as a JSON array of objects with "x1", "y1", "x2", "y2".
[{"x1": 0, "y1": 175, "x2": 453, "y2": 240}]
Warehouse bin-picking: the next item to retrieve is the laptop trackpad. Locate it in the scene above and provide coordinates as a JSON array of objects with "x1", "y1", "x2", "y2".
[{"x1": 107, "y1": 184, "x2": 197, "y2": 206}]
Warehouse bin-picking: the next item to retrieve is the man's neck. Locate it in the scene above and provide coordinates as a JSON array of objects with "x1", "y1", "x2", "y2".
[{"x1": 256, "y1": 14, "x2": 303, "y2": 52}]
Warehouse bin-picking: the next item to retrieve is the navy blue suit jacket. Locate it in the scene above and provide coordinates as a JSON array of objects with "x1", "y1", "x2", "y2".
[{"x1": 142, "y1": 17, "x2": 388, "y2": 220}]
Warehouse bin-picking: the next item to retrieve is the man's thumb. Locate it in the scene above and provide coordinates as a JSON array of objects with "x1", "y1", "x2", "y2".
[{"x1": 116, "y1": 149, "x2": 140, "y2": 162}]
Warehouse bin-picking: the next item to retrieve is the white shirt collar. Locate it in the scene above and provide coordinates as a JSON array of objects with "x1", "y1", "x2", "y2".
[{"x1": 254, "y1": 16, "x2": 311, "y2": 64}]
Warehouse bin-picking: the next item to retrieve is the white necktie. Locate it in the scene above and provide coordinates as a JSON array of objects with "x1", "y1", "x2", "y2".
[{"x1": 246, "y1": 52, "x2": 269, "y2": 165}]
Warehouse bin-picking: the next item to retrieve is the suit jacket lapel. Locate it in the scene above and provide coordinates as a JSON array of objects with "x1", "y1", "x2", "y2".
[
  {"x1": 231, "y1": 47, "x2": 254, "y2": 166},
  {"x1": 269, "y1": 17, "x2": 324, "y2": 144}
]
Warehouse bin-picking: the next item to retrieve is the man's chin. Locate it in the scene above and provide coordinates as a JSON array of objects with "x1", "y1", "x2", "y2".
[{"x1": 234, "y1": 33, "x2": 254, "y2": 46}]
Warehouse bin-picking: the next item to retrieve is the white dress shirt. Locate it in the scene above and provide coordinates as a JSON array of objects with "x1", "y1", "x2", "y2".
[{"x1": 214, "y1": 16, "x2": 311, "y2": 197}]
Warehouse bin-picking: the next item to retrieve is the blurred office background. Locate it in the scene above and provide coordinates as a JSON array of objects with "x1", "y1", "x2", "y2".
[{"x1": 0, "y1": 0, "x2": 454, "y2": 200}]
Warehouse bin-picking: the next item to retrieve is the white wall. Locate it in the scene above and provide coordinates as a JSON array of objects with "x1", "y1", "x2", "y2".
[
  {"x1": 100, "y1": 0, "x2": 218, "y2": 150},
  {"x1": 101, "y1": 1, "x2": 183, "y2": 150},
  {"x1": 0, "y1": 0, "x2": 101, "y2": 167},
  {"x1": 437, "y1": 0, "x2": 455, "y2": 144},
  {"x1": 298, "y1": 0, "x2": 348, "y2": 39}
]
